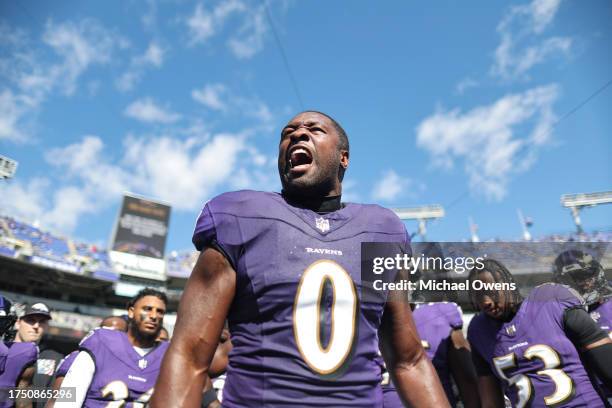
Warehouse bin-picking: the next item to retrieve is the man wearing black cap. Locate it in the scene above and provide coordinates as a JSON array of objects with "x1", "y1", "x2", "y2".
[
  {"x1": 0, "y1": 297, "x2": 37, "y2": 408},
  {"x1": 15, "y1": 303, "x2": 63, "y2": 408}
]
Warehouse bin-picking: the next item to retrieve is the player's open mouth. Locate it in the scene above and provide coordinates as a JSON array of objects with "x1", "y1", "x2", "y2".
[{"x1": 288, "y1": 145, "x2": 313, "y2": 173}]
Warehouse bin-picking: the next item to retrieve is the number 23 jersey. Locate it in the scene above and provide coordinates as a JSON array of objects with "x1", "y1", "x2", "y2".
[
  {"x1": 468, "y1": 283, "x2": 604, "y2": 408},
  {"x1": 79, "y1": 328, "x2": 169, "y2": 407},
  {"x1": 193, "y1": 190, "x2": 409, "y2": 407}
]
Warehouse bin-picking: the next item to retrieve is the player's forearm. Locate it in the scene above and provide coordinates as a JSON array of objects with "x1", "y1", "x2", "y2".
[
  {"x1": 150, "y1": 344, "x2": 208, "y2": 408},
  {"x1": 151, "y1": 248, "x2": 236, "y2": 408},
  {"x1": 448, "y1": 337, "x2": 481, "y2": 408},
  {"x1": 392, "y1": 355, "x2": 451, "y2": 408}
]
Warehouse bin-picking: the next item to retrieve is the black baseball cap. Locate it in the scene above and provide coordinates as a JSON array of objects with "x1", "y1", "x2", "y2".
[{"x1": 21, "y1": 302, "x2": 52, "y2": 320}]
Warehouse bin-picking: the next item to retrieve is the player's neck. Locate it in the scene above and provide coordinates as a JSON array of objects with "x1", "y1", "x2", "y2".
[{"x1": 282, "y1": 191, "x2": 342, "y2": 214}]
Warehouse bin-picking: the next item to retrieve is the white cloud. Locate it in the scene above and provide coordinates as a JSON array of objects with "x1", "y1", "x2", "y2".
[
  {"x1": 190, "y1": 83, "x2": 276, "y2": 129},
  {"x1": 42, "y1": 19, "x2": 122, "y2": 95},
  {"x1": 142, "y1": 42, "x2": 165, "y2": 67},
  {"x1": 116, "y1": 42, "x2": 166, "y2": 92},
  {"x1": 0, "y1": 90, "x2": 33, "y2": 142},
  {"x1": 0, "y1": 19, "x2": 123, "y2": 143},
  {"x1": 372, "y1": 170, "x2": 411, "y2": 202},
  {"x1": 124, "y1": 98, "x2": 181, "y2": 124},
  {"x1": 187, "y1": 1, "x2": 246, "y2": 46},
  {"x1": 186, "y1": 0, "x2": 269, "y2": 59},
  {"x1": 455, "y1": 77, "x2": 479, "y2": 95},
  {"x1": 492, "y1": 0, "x2": 571, "y2": 80},
  {"x1": 227, "y1": 4, "x2": 267, "y2": 59},
  {"x1": 0, "y1": 178, "x2": 48, "y2": 223},
  {"x1": 416, "y1": 84, "x2": 559, "y2": 200},
  {"x1": 192, "y1": 83, "x2": 227, "y2": 111},
  {"x1": 124, "y1": 133, "x2": 246, "y2": 209}
]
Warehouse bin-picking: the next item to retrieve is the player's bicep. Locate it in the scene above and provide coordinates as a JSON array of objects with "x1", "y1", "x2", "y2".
[{"x1": 170, "y1": 247, "x2": 236, "y2": 370}]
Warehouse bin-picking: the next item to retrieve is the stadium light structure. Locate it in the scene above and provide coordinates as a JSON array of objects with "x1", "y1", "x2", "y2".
[
  {"x1": 391, "y1": 205, "x2": 444, "y2": 241},
  {"x1": 0, "y1": 155, "x2": 18, "y2": 180},
  {"x1": 561, "y1": 191, "x2": 612, "y2": 234},
  {"x1": 517, "y1": 209, "x2": 532, "y2": 241},
  {"x1": 468, "y1": 216, "x2": 479, "y2": 243}
]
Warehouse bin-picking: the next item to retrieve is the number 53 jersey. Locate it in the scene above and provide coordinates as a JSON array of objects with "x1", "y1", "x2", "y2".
[
  {"x1": 468, "y1": 283, "x2": 605, "y2": 408},
  {"x1": 193, "y1": 190, "x2": 409, "y2": 407}
]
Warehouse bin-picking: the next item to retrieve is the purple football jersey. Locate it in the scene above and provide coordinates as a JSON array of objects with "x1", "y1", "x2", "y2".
[
  {"x1": 468, "y1": 283, "x2": 605, "y2": 407},
  {"x1": 379, "y1": 354, "x2": 403, "y2": 408},
  {"x1": 79, "y1": 327, "x2": 169, "y2": 407},
  {"x1": 0, "y1": 342, "x2": 37, "y2": 408},
  {"x1": 591, "y1": 300, "x2": 612, "y2": 337},
  {"x1": 0, "y1": 342, "x2": 7, "y2": 374},
  {"x1": 192, "y1": 190, "x2": 410, "y2": 407},
  {"x1": 55, "y1": 350, "x2": 78, "y2": 378},
  {"x1": 590, "y1": 300, "x2": 612, "y2": 400},
  {"x1": 413, "y1": 302, "x2": 463, "y2": 407},
  {"x1": 382, "y1": 384, "x2": 403, "y2": 408}
]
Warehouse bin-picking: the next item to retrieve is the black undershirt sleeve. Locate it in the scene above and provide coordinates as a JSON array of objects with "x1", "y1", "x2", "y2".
[
  {"x1": 563, "y1": 307, "x2": 608, "y2": 348},
  {"x1": 472, "y1": 348, "x2": 493, "y2": 377},
  {"x1": 564, "y1": 307, "x2": 612, "y2": 387}
]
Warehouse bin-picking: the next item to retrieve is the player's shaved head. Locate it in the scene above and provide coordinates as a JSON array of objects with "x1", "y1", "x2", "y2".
[
  {"x1": 301, "y1": 111, "x2": 349, "y2": 155},
  {"x1": 279, "y1": 111, "x2": 350, "y2": 199},
  {"x1": 100, "y1": 315, "x2": 128, "y2": 332}
]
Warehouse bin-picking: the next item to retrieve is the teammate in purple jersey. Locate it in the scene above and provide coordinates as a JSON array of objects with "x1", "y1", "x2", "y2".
[
  {"x1": 467, "y1": 259, "x2": 612, "y2": 408},
  {"x1": 51, "y1": 315, "x2": 129, "y2": 393},
  {"x1": 54, "y1": 289, "x2": 168, "y2": 407},
  {"x1": 0, "y1": 296, "x2": 14, "y2": 374},
  {"x1": 0, "y1": 296, "x2": 37, "y2": 408},
  {"x1": 412, "y1": 302, "x2": 480, "y2": 408},
  {"x1": 553, "y1": 249, "x2": 612, "y2": 402},
  {"x1": 151, "y1": 111, "x2": 448, "y2": 407}
]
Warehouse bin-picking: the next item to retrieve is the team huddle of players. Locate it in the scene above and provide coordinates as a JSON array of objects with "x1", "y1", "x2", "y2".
[
  {"x1": 1, "y1": 110, "x2": 611, "y2": 407},
  {"x1": 1, "y1": 248, "x2": 609, "y2": 407}
]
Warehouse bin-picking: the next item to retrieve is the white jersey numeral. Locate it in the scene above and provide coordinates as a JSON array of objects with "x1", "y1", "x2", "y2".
[
  {"x1": 101, "y1": 381, "x2": 153, "y2": 408},
  {"x1": 293, "y1": 260, "x2": 357, "y2": 375},
  {"x1": 493, "y1": 344, "x2": 573, "y2": 407}
]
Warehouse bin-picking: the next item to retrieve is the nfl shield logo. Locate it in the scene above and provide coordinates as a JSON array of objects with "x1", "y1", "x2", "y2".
[
  {"x1": 590, "y1": 311, "x2": 601, "y2": 322},
  {"x1": 138, "y1": 359, "x2": 148, "y2": 369},
  {"x1": 505, "y1": 324, "x2": 517, "y2": 336},
  {"x1": 315, "y1": 217, "x2": 330, "y2": 233}
]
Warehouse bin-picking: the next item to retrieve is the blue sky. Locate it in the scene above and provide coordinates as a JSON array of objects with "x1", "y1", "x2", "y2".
[{"x1": 1, "y1": 0, "x2": 610, "y2": 252}]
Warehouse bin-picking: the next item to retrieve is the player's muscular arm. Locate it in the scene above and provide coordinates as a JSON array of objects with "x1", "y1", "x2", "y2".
[
  {"x1": 380, "y1": 271, "x2": 450, "y2": 408},
  {"x1": 16, "y1": 364, "x2": 35, "y2": 408},
  {"x1": 150, "y1": 248, "x2": 236, "y2": 408},
  {"x1": 448, "y1": 329, "x2": 481, "y2": 408}
]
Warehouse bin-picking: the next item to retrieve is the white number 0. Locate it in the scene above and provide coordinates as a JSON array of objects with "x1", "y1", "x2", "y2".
[{"x1": 293, "y1": 260, "x2": 357, "y2": 375}]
